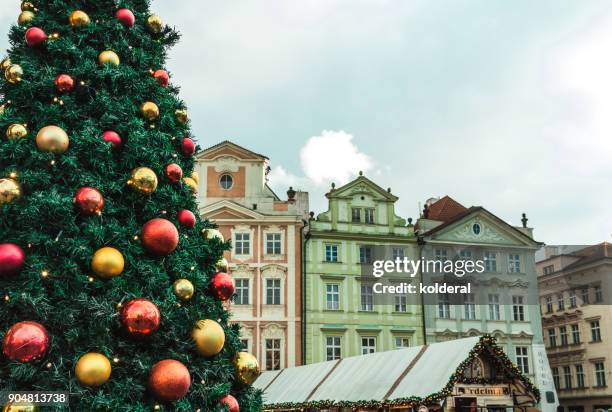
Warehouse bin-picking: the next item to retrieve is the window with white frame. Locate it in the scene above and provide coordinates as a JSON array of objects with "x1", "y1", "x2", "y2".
[
  {"x1": 552, "y1": 367, "x2": 560, "y2": 389},
  {"x1": 265, "y1": 339, "x2": 281, "y2": 370},
  {"x1": 326, "y1": 336, "x2": 342, "y2": 361},
  {"x1": 438, "y1": 293, "x2": 450, "y2": 318},
  {"x1": 484, "y1": 251, "x2": 497, "y2": 272},
  {"x1": 571, "y1": 324, "x2": 581, "y2": 344},
  {"x1": 459, "y1": 249, "x2": 472, "y2": 259},
  {"x1": 240, "y1": 339, "x2": 249, "y2": 352},
  {"x1": 364, "y1": 208, "x2": 375, "y2": 224},
  {"x1": 543, "y1": 264, "x2": 555, "y2": 275},
  {"x1": 595, "y1": 285, "x2": 603, "y2": 303},
  {"x1": 360, "y1": 284, "x2": 373, "y2": 311},
  {"x1": 359, "y1": 246, "x2": 372, "y2": 264},
  {"x1": 560, "y1": 326, "x2": 568, "y2": 346},
  {"x1": 508, "y1": 254, "x2": 521, "y2": 273},
  {"x1": 575, "y1": 364, "x2": 585, "y2": 388},
  {"x1": 563, "y1": 365, "x2": 572, "y2": 389},
  {"x1": 548, "y1": 328, "x2": 557, "y2": 348},
  {"x1": 569, "y1": 290, "x2": 577, "y2": 308},
  {"x1": 361, "y1": 337, "x2": 376, "y2": 354},
  {"x1": 488, "y1": 294, "x2": 500, "y2": 320},
  {"x1": 326, "y1": 284, "x2": 339, "y2": 310},
  {"x1": 545, "y1": 296, "x2": 553, "y2": 313},
  {"x1": 266, "y1": 279, "x2": 281, "y2": 305},
  {"x1": 515, "y1": 346, "x2": 529, "y2": 374},
  {"x1": 266, "y1": 233, "x2": 282, "y2": 255},
  {"x1": 394, "y1": 336, "x2": 411, "y2": 349},
  {"x1": 464, "y1": 294, "x2": 476, "y2": 320},
  {"x1": 512, "y1": 296, "x2": 525, "y2": 321},
  {"x1": 595, "y1": 362, "x2": 606, "y2": 387},
  {"x1": 590, "y1": 320, "x2": 601, "y2": 342},
  {"x1": 581, "y1": 288, "x2": 589, "y2": 305},
  {"x1": 394, "y1": 294, "x2": 407, "y2": 312},
  {"x1": 233, "y1": 279, "x2": 249, "y2": 305},
  {"x1": 325, "y1": 244, "x2": 338, "y2": 262},
  {"x1": 435, "y1": 248, "x2": 448, "y2": 262},
  {"x1": 557, "y1": 293, "x2": 565, "y2": 311},
  {"x1": 392, "y1": 247, "x2": 405, "y2": 260},
  {"x1": 234, "y1": 233, "x2": 250, "y2": 255},
  {"x1": 351, "y1": 208, "x2": 361, "y2": 223}
]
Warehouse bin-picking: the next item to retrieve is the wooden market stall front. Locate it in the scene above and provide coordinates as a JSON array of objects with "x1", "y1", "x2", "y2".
[{"x1": 253, "y1": 336, "x2": 541, "y2": 412}]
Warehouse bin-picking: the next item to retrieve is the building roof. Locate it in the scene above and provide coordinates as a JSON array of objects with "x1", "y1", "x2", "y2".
[
  {"x1": 325, "y1": 173, "x2": 398, "y2": 202},
  {"x1": 426, "y1": 196, "x2": 468, "y2": 222},
  {"x1": 562, "y1": 242, "x2": 612, "y2": 271},
  {"x1": 197, "y1": 140, "x2": 269, "y2": 160},
  {"x1": 253, "y1": 336, "x2": 540, "y2": 410}
]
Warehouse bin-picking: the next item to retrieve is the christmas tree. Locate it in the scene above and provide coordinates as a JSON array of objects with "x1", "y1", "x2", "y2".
[{"x1": 0, "y1": 1, "x2": 261, "y2": 411}]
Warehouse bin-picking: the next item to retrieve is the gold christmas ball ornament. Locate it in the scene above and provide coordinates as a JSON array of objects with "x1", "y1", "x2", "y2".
[
  {"x1": 141, "y1": 102, "x2": 160, "y2": 122},
  {"x1": 128, "y1": 167, "x2": 158, "y2": 194},
  {"x1": 175, "y1": 109, "x2": 188, "y2": 124},
  {"x1": 18, "y1": 11, "x2": 35, "y2": 26},
  {"x1": 69, "y1": 10, "x2": 90, "y2": 27},
  {"x1": 91, "y1": 247, "x2": 124, "y2": 279},
  {"x1": 216, "y1": 257, "x2": 229, "y2": 272},
  {"x1": 183, "y1": 177, "x2": 198, "y2": 194},
  {"x1": 0, "y1": 178, "x2": 21, "y2": 205},
  {"x1": 21, "y1": 2, "x2": 35, "y2": 11},
  {"x1": 192, "y1": 319, "x2": 225, "y2": 357},
  {"x1": 173, "y1": 279, "x2": 195, "y2": 302},
  {"x1": 6, "y1": 124, "x2": 27, "y2": 140},
  {"x1": 146, "y1": 15, "x2": 164, "y2": 33},
  {"x1": 234, "y1": 352, "x2": 260, "y2": 385},
  {"x1": 5, "y1": 65, "x2": 23, "y2": 84},
  {"x1": 2, "y1": 402, "x2": 38, "y2": 412},
  {"x1": 36, "y1": 125, "x2": 69, "y2": 153},
  {"x1": 190, "y1": 171, "x2": 200, "y2": 184},
  {"x1": 98, "y1": 50, "x2": 120, "y2": 66},
  {"x1": 202, "y1": 228, "x2": 224, "y2": 242},
  {"x1": 75, "y1": 352, "x2": 112, "y2": 387},
  {"x1": 0, "y1": 57, "x2": 11, "y2": 72}
]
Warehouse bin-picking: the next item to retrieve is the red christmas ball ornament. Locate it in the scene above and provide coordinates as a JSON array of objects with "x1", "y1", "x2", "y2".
[
  {"x1": 164, "y1": 163, "x2": 183, "y2": 183},
  {"x1": 102, "y1": 130, "x2": 122, "y2": 149},
  {"x1": 0, "y1": 243, "x2": 25, "y2": 278},
  {"x1": 220, "y1": 394, "x2": 240, "y2": 412},
  {"x1": 2, "y1": 321, "x2": 50, "y2": 363},
  {"x1": 181, "y1": 137, "x2": 196, "y2": 156},
  {"x1": 177, "y1": 209, "x2": 196, "y2": 229},
  {"x1": 141, "y1": 218, "x2": 179, "y2": 256},
  {"x1": 153, "y1": 69, "x2": 169, "y2": 87},
  {"x1": 148, "y1": 359, "x2": 191, "y2": 402},
  {"x1": 116, "y1": 8, "x2": 136, "y2": 27},
  {"x1": 25, "y1": 27, "x2": 46, "y2": 47},
  {"x1": 120, "y1": 298, "x2": 161, "y2": 338},
  {"x1": 211, "y1": 272, "x2": 235, "y2": 301},
  {"x1": 55, "y1": 74, "x2": 75, "y2": 93},
  {"x1": 73, "y1": 187, "x2": 104, "y2": 216}
]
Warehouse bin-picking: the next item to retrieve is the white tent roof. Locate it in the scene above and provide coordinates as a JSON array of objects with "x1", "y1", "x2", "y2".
[{"x1": 254, "y1": 336, "x2": 481, "y2": 406}]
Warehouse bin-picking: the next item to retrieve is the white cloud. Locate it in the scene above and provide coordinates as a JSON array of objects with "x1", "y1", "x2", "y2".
[{"x1": 300, "y1": 130, "x2": 373, "y2": 185}]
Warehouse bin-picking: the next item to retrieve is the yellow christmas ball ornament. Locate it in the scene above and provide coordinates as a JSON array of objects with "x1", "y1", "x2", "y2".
[
  {"x1": 141, "y1": 102, "x2": 160, "y2": 121},
  {"x1": 69, "y1": 10, "x2": 90, "y2": 27},
  {"x1": 192, "y1": 319, "x2": 225, "y2": 357},
  {"x1": 5, "y1": 65, "x2": 23, "y2": 84},
  {"x1": 91, "y1": 247, "x2": 125, "y2": 279},
  {"x1": 2, "y1": 402, "x2": 38, "y2": 412},
  {"x1": 75, "y1": 352, "x2": 112, "y2": 387},
  {"x1": 21, "y1": 2, "x2": 35, "y2": 11},
  {"x1": 0, "y1": 178, "x2": 21, "y2": 205},
  {"x1": 36, "y1": 125, "x2": 69, "y2": 153},
  {"x1": 216, "y1": 257, "x2": 229, "y2": 272},
  {"x1": 190, "y1": 171, "x2": 200, "y2": 184},
  {"x1": 175, "y1": 109, "x2": 188, "y2": 124},
  {"x1": 6, "y1": 124, "x2": 27, "y2": 140},
  {"x1": 128, "y1": 167, "x2": 158, "y2": 194},
  {"x1": 202, "y1": 228, "x2": 224, "y2": 242},
  {"x1": 146, "y1": 15, "x2": 164, "y2": 33},
  {"x1": 0, "y1": 57, "x2": 11, "y2": 72},
  {"x1": 234, "y1": 352, "x2": 260, "y2": 385},
  {"x1": 98, "y1": 50, "x2": 120, "y2": 66},
  {"x1": 183, "y1": 177, "x2": 197, "y2": 194},
  {"x1": 173, "y1": 279, "x2": 195, "y2": 302},
  {"x1": 18, "y1": 11, "x2": 35, "y2": 26}
]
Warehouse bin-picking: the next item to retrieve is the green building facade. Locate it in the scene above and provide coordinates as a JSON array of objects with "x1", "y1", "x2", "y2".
[{"x1": 304, "y1": 173, "x2": 423, "y2": 364}]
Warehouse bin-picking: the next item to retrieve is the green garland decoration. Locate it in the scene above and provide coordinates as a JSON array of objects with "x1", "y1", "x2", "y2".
[{"x1": 263, "y1": 335, "x2": 540, "y2": 410}]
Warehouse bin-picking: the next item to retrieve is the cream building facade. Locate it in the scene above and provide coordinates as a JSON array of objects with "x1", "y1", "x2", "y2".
[
  {"x1": 195, "y1": 141, "x2": 308, "y2": 370},
  {"x1": 538, "y1": 243, "x2": 612, "y2": 412}
]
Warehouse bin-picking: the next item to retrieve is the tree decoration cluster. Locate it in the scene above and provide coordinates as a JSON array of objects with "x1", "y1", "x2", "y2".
[{"x1": 0, "y1": 1, "x2": 260, "y2": 410}]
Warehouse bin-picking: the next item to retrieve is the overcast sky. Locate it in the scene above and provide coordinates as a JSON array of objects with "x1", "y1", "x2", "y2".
[{"x1": 2, "y1": 1, "x2": 611, "y2": 245}]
